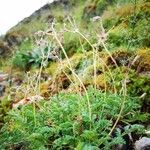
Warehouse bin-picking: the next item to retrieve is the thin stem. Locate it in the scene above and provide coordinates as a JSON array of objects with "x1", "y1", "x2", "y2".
[{"x1": 46, "y1": 27, "x2": 92, "y2": 128}]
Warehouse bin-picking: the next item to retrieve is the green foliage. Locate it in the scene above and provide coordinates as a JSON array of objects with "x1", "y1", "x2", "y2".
[
  {"x1": 0, "y1": 96, "x2": 12, "y2": 128},
  {"x1": 82, "y1": 0, "x2": 116, "y2": 21},
  {"x1": 0, "y1": 0, "x2": 150, "y2": 149},
  {"x1": 107, "y1": 67, "x2": 150, "y2": 98},
  {"x1": 12, "y1": 45, "x2": 54, "y2": 70},
  {"x1": 18, "y1": 38, "x2": 33, "y2": 52},
  {"x1": 11, "y1": 38, "x2": 33, "y2": 70},
  {"x1": 107, "y1": 21, "x2": 149, "y2": 51},
  {"x1": 104, "y1": 1, "x2": 150, "y2": 50},
  {"x1": 107, "y1": 28, "x2": 129, "y2": 49},
  {"x1": 12, "y1": 50, "x2": 31, "y2": 70},
  {"x1": 28, "y1": 46, "x2": 52, "y2": 67},
  {"x1": 0, "y1": 88, "x2": 145, "y2": 149},
  {"x1": 63, "y1": 33, "x2": 81, "y2": 57}
]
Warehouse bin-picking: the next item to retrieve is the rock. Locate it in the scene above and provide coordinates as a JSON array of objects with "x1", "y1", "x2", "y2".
[
  {"x1": 0, "y1": 73, "x2": 9, "y2": 97},
  {"x1": 91, "y1": 16, "x2": 101, "y2": 22},
  {"x1": 4, "y1": 31, "x2": 23, "y2": 47},
  {"x1": 139, "y1": 71, "x2": 150, "y2": 77},
  {"x1": 0, "y1": 41, "x2": 10, "y2": 56},
  {"x1": 135, "y1": 137, "x2": 150, "y2": 150},
  {"x1": 11, "y1": 77, "x2": 23, "y2": 86},
  {"x1": 0, "y1": 84, "x2": 5, "y2": 97},
  {"x1": 0, "y1": 73, "x2": 8, "y2": 82}
]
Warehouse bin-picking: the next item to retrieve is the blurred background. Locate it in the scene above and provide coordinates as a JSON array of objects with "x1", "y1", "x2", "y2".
[{"x1": 0, "y1": 0, "x2": 53, "y2": 35}]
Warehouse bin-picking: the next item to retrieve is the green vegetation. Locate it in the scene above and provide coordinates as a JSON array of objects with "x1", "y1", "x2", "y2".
[
  {"x1": 0, "y1": 0, "x2": 149, "y2": 149},
  {"x1": 0, "y1": 88, "x2": 147, "y2": 150}
]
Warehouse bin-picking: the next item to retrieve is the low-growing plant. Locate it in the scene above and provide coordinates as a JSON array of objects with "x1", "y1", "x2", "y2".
[
  {"x1": 12, "y1": 50, "x2": 31, "y2": 70},
  {"x1": 0, "y1": 87, "x2": 146, "y2": 150},
  {"x1": 12, "y1": 44, "x2": 56, "y2": 70}
]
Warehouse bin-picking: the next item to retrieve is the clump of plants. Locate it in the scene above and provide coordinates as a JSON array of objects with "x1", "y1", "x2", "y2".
[
  {"x1": 0, "y1": 87, "x2": 147, "y2": 150},
  {"x1": 12, "y1": 44, "x2": 57, "y2": 71}
]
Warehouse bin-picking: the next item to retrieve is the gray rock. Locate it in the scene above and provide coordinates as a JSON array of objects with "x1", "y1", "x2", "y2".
[
  {"x1": 0, "y1": 84, "x2": 5, "y2": 97},
  {"x1": 0, "y1": 47, "x2": 4, "y2": 54},
  {"x1": 0, "y1": 73, "x2": 9, "y2": 97},
  {"x1": 0, "y1": 41, "x2": 9, "y2": 56},
  {"x1": 135, "y1": 137, "x2": 150, "y2": 150},
  {"x1": 0, "y1": 73, "x2": 8, "y2": 82}
]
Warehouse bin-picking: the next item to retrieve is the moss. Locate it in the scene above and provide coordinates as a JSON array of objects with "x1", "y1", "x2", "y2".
[
  {"x1": 129, "y1": 73, "x2": 150, "y2": 98},
  {"x1": 42, "y1": 53, "x2": 84, "y2": 96},
  {"x1": 133, "y1": 19, "x2": 150, "y2": 47},
  {"x1": 106, "y1": 50, "x2": 134, "y2": 67},
  {"x1": 45, "y1": 51, "x2": 109, "y2": 94},
  {"x1": 139, "y1": 2, "x2": 150, "y2": 14},
  {"x1": 42, "y1": 52, "x2": 95, "y2": 95},
  {"x1": 46, "y1": 62, "x2": 59, "y2": 77},
  {"x1": 106, "y1": 66, "x2": 150, "y2": 100},
  {"x1": 134, "y1": 48, "x2": 150, "y2": 72},
  {"x1": 57, "y1": 53, "x2": 84, "y2": 74},
  {"x1": 81, "y1": 61, "x2": 104, "y2": 86},
  {"x1": 56, "y1": 73, "x2": 71, "y2": 90},
  {"x1": 40, "y1": 82, "x2": 51, "y2": 98},
  {"x1": 75, "y1": 57, "x2": 93, "y2": 75},
  {"x1": 45, "y1": 51, "x2": 111, "y2": 93},
  {"x1": 95, "y1": 74, "x2": 106, "y2": 89}
]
